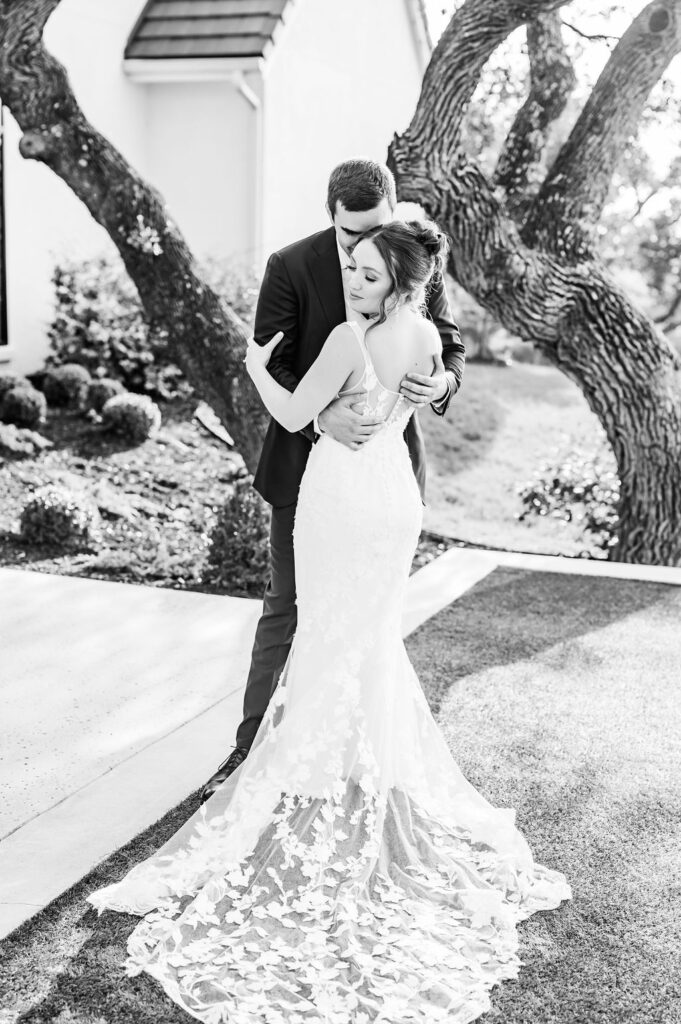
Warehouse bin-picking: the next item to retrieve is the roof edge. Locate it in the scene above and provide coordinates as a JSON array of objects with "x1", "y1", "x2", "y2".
[
  {"x1": 124, "y1": 56, "x2": 265, "y2": 82},
  {"x1": 124, "y1": 0, "x2": 155, "y2": 61},
  {"x1": 123, "y1": 0, "x2": 289, "y2": 63}
]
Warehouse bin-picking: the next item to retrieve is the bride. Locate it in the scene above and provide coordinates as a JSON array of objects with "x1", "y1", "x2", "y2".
[{"x1": 89, "y1": 220, "x2": 571, "y2": 1023}]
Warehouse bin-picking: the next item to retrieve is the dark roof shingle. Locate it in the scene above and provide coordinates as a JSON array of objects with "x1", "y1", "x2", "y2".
[{"x1": 125, "y1": 0, "x2": 288, "y2": 60}]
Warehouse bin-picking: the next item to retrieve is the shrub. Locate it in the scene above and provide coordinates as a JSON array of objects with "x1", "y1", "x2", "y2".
[
  {"x1": 0, "y1": 385, "x2": 47, "y2": 428},
  {"x1": 200, "y1": 256, "x2": 260, "y2": 326},
  {"x1": 101, "y1": 393, "x2": 162, "y2": 444},
  {"x1": 20, "y1": 485, "x2": 101, "y2": 550},
  {"x1": 202, "y1": 476, "x2": 270, "y2": 596},
  {"x1": 46, "y1": 256, "x2": 168, "y2": 397},
  {"x1": 517, "y1": 439, "x2": 620, "y2": 556},
  {"x1": 42, "y1": 362, "x2": 92, "y2": 409},
  {"x1": 47, "y1": 254, "x2": 260, "y2": 400},
  {"x1": 0, "y1": 372, "x2": 31, "y2": 398},
  {"x1": 87, "y1": 377, "x2": 126, "y2": 413}
]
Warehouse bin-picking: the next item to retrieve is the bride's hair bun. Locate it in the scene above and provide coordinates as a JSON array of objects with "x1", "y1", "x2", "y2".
[{"x1": 407, "y1": 220, "x2": 448, "y2": 265}]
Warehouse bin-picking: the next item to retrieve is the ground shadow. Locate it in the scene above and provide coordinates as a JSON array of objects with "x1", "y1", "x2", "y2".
[
  {"x1": 483, "y1": 770, "x2": 681, "y2": 1024},
  {"x1": 405, "y1": 566, "x2": 676, "y2": 715}
]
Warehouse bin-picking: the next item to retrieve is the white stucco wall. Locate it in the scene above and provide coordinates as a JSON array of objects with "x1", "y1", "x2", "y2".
[
  {"x1": 260, "y1": 0, "x2": 426, "y2": 259},
  {"x1": 143, "y1": 76, "x2": 260, "y2": 269},
  {"x1": 2, "y1": 0, "x2": 148, "y2": 374}
]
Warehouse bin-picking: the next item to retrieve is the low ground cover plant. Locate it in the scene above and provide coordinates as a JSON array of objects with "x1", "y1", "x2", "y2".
[
  {"x1": 0, "y1": 372, "x2": 31, "y2": 399},
  {"x1": 20, "y1": 484, "x2": 101, "y2": 550},
  {"x1": 42, "y1": 363, "x2": 92, "y2": 409},
  {"x1": 202, "y1": 476, "x2": 270, "y2": 596},
  {"x1": 86, "y1": 378, "x2": 125, "y2": 413},
  {"x1": 517, "y1": 439, "x2": 620, "y2": 556},
  {"x1": 0, "y1": 385, "x2": 47, "y2": 428},
  {"x1": 101, "y1": 393, "x2": 162, "y2": 444}
]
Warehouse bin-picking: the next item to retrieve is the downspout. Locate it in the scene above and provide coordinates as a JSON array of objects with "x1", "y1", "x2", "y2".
[{"x1": 232, "y1": 71, "x2": 264, "y2": 272}]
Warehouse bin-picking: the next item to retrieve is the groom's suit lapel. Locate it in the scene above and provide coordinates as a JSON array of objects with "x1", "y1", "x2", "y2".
[{"x1": 307, "y1": 227, "x2": 346, "y2": 343}]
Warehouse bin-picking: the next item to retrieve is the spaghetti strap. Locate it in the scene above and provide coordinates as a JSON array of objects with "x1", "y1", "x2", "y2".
[
  {"x1": 339, "y1": 320, "x2": 403, "y2": 403},
  {"x1": 345, "y1": 320, "x2": 370, "y2": 370}
]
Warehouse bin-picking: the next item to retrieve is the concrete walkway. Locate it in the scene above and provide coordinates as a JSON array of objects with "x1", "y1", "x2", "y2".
[{"x1": 2, "y1": 549, "x2": 681, "y2": 939}]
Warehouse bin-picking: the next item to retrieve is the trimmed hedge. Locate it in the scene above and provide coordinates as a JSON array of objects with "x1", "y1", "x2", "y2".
[
  {"x1": 20, "y1": 485, "x2": 101, "y2": 550},
  {"x1": 202, "y1": 477, "x2": 270, "y2": 596}
]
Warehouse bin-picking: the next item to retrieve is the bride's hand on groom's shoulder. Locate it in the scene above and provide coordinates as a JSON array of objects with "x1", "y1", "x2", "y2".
[{"x1": 244, "y1": 332, "x2": 284, "y2": 375}]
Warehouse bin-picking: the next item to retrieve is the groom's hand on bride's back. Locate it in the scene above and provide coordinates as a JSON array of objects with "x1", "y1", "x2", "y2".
[
  {"x1": 318, "y1": 395, "x2": 383, "y2": 452},
  {"x1": 400, "y1": 351, "x2": 449, "y2": 408}
]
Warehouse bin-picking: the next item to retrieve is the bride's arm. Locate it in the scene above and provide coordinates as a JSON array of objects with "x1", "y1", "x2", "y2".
[{"x1": 246, "y1": 324, "x2": 355, "y2": 434}]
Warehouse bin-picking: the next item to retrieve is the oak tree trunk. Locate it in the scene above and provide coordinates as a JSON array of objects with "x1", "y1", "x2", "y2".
[
  {"x1": 0, "y1": 0, "x2": 269, "y2": 472},
  {"x1": 390, "y1": 0, "x2": 681, "y2": 564}
]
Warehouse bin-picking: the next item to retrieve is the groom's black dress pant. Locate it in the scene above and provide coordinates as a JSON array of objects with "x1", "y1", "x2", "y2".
[{"x1": 235, "y1": 502, "x2": 297, "y2": 750}]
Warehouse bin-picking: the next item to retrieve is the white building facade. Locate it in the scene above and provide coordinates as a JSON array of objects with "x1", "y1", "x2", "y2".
[{"x1": 0, "y1": 0, "x2": 430, "y2": 374}]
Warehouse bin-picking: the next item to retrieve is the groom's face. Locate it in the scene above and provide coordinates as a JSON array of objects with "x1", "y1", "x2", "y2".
[{"x1": 328, "y1": 199, "x2": 394, "y2": 257}]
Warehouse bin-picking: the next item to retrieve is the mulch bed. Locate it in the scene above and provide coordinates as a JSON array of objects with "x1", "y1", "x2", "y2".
[{"x1": 0, "y1": 398, "x2": 459, "y2": 592}]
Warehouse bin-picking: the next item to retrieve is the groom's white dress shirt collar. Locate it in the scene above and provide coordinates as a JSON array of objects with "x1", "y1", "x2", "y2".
[
  {"x1": 336, "y1": 239, "x2": 355, "y2": 323},
  {"x1": 336, "y1": 238, "x2": 352, "y2": 270}
]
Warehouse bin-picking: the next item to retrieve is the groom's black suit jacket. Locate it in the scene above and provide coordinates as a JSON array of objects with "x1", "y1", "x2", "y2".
[{"x1": 252, "y1": 226, "x2": 465, "y2": 508}]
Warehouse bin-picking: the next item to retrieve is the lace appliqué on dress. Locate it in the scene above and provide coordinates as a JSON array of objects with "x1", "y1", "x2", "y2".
[{"x1": 89, "y1": 320, "x2": 571, "y2": 1023}]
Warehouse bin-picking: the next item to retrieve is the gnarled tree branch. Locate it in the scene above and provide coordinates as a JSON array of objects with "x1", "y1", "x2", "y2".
[
  {"x1": 390, "y1": 0, "x2": 681, "y2": 565},
  {"x1": 404, "y1": 0, "x2": 565, "y2": 164},
  {"x1": 493, "y1": 11, "x2": 576, "y2": 224},
  {"x1": 0, "y1": 0, "x2": 269, "y2": 470},
  {"x1": 524, "y1": 0, "x2": 681, "y2": 258}
]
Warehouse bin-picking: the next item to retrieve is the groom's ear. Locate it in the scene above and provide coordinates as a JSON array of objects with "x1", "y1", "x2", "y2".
[{"x1": 325, "y1": 202, "x2": 334, "y2": 224}]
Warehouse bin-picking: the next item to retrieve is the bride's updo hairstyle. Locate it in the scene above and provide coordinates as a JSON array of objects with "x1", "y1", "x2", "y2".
[{"x1": 359, "y1": 219, "x2": 449, "y2": 329}]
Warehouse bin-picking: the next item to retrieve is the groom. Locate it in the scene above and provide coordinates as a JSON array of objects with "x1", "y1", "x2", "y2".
[{"x1": 200, "y1": 159, "x2": 465, "y2": 802}]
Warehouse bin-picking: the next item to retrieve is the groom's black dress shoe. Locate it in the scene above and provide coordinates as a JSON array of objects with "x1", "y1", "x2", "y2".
[{"x1": 200, "y1": 746, "x2": 249, "y2": 804}]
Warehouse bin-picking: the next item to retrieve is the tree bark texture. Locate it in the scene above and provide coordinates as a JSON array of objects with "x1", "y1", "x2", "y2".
[
  {"x1": 524, "y1": 2, "x2": 681, "y2": 258},
  {"x1": 390, "y1": 0, "x2": 681, "y2": 565},
  {"x1": 0, "y1": 0, "x2": 269, "y2": 472},
  {"x1": 493, "y1": 12, "x2": 576, "y2": 224}
]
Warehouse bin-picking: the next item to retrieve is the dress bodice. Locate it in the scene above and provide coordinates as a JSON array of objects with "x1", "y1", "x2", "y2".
[{"x1": 337, "y1": 320, "x2": 413, "y2": 434}]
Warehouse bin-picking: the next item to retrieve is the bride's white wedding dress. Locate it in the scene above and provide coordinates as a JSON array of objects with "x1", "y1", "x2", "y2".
[{"x1": 89, "y1": 321, "x2": 570, "y2": 1023}]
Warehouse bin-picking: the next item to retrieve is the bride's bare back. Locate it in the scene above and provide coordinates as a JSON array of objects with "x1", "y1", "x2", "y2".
[{"x1": 338, "y1": 309, "x2": 440, "y2": 398}]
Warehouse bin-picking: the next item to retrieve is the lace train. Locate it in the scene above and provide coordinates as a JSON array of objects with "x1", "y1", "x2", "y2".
[{"x1": 89, "y1": 335, "x2": 570, "y2": 1021}]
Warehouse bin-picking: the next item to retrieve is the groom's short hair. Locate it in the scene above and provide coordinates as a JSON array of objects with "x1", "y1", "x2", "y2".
[{"x1": 327, "y1": 159, "x2": 397, "y2": 216}]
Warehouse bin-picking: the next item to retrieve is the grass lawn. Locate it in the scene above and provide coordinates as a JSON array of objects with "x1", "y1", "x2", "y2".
[
  {"x1": 420, "y1": 361, "x2": 604, "y2": 555},
  {"x1": 1, "y1": 568, "x2": 679, "y2": 1024}
]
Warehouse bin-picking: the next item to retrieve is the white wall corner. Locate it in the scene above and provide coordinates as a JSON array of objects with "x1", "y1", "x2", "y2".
[
  {"x1": 238, "y1": 72, "x2": 266, "y2": 271},
  {"x1": 404, "y1": 0, "x2": 433, "y2": 73}
]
